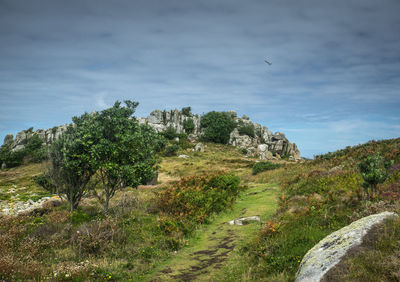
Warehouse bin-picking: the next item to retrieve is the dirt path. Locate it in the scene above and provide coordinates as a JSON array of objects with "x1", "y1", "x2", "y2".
[{"x1": 150, "y1": 183, "x2": 279, "y2": 281}]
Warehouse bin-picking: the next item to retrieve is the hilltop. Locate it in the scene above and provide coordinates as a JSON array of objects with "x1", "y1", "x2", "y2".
[{"x1": 1, "y1": 107, "x2": 300, "y2": 170}]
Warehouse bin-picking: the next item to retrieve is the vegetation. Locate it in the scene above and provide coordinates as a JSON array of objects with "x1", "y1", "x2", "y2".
[
  {"x1": 252, "y1": 161, "x2": 282, "y2": 175},
  {"x1": 156, "y1": 173, "x2": 242, "y2": 235},
  {"x1": 162, "y1": 125, "x2": 178, "y2": 140},
  {"x1": 224, "y1": 137, "x2": 400, "y2": 281},
  {"x1": 46, "y1": 125, "x2": 96, "y2": 212},
  {"x1": 0, "y1": 133, "x2": 47, "y2": 168},
  {"x1": 181, "y1": 106, "x2": 192, "y2": 116},
  {"x1": 85, "y1": 101, "x2": 164, "y2": 213},
  {"x1": 1, "y1": 102, "x2": 399, "y2": 282},
  {"x1": 359, "y1": 153, "x2": 391, "y2": 198},
  {"x1": 164, "y1": 144, "x2": 179, "y2": 156},
  {"x1": 183, "y1": 117, "x2": 195, "y2": 134},
  {"x1": 238, "y1": 121, "x2": 255, "y2": 138},
  {"x1": 200, "y1": 111, "x2": 236, "y2": 144}
]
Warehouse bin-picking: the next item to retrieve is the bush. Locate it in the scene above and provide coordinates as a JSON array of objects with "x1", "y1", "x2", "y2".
[
  {"x1": 359, "y1": 154, "x2": 390, "y2": 197},
  {"x1": 252, "y1": 161, "x2": 282, "y2": 175},
  {"x1": 165, "y1": 144, "x2": 179, "y2": 156},
  {"x1": 200, "y1": 111, "x2": 236, "y2": 144},
  {"x1": 155, "y1": 173, "x2": 242, "y2": 235},
  {"x1": 183, "y1": 118, "x2": 195, "y2": 134},
  {"x1": 181, "y1": 106, "x2": 192, "y2": 116},
  {"x1": 0, "y1": 146, "x2": 25, "y2": 167},
  {"x1": 33, "y1": 174, "x2": 57, "y2": 193},
  {"x1": 162, "y1": 125, "x2": 178, "y2": 140},
  {"x1": 238, "y1": 122, "x2": 255, "y2": 138}
]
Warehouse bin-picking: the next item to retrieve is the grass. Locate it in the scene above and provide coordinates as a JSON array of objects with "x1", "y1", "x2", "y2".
[
  {"x1": 150, "y1": 183, "x2": 279, "y2": 281},
  {"x1": 1, "y1": 137, "x2": 399, "y2": 281}
]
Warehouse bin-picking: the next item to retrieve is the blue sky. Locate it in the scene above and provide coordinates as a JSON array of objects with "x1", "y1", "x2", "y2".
[{"x1": 0, "y1": 0, "x2": 399, "y2": 158}]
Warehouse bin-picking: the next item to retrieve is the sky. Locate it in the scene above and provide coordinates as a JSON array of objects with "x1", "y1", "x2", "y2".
[{"x1": 0, "y1": 0, "x2": 399, "y2": 158}]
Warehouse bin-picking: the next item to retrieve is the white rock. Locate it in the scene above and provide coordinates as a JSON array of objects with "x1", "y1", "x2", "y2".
[
  {"x1": 229, "y1": 216, "x2": 261, "y2": 225},
  {"x1": 178, "y1": 155, "x2": 189, "y2": 159},
  {"x1": 295, "y1": 211, "x2": 398, "y2": 282}
]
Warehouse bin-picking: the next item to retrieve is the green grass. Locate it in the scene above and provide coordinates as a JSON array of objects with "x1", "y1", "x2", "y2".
[{"x1": 149, "y1": 183, "x2": 279, "y2": 281}]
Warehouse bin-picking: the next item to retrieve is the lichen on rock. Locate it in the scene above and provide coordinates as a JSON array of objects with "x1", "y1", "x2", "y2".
[{"x1": 295, "y1": 211, "x2": 398, "y2": 282}]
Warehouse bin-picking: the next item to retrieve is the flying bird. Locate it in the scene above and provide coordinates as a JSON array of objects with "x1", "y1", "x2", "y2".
[{"x1": 264, "y1": 60, "x2": 272, "y2": 65}]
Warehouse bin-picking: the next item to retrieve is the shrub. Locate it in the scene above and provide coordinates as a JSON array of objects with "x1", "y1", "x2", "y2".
[
  {"x1": 252, "y1": 161, "x2": 282, "y2": 175},
  {"x1": 238, "y1": 122, "x2": 255, "y2": 138},
  {"x1": 183, "y1": 118, "x2": 195, "y2": 134},
  {"x1": 200, "y1": 111, "x2": 236, "y2": 144},
  {"x1": 162, "y1": 125, "x2": 178, "y2": 140},
  {"x1": 155, "y1": 173, "x2": 242, "y2": 235},
  {"x1": 181, "y1": 106, "x2": 192, "y2": 116},
  {"x1": 359, "y1": 154, "x2": 390, "y2": 197},
  {"x1": 165, "y1": 144, "x2": 179, "y2": 156},
  {"x1": 33, "y1": 174, "x2": 57, "y2": 193}
]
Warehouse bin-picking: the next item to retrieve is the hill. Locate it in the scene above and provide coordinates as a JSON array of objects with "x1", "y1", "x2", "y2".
[{"x1": 0, "y1": 113, "x2": 399, "y2": 280}]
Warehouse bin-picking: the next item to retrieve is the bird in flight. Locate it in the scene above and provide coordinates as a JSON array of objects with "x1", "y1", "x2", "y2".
[{"x1": 264, "y1": 60, "x2": 272, "y2": 65}]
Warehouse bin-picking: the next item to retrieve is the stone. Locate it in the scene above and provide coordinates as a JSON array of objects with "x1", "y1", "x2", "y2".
[
  {"x1": 194, "y1": 142, "x2": 205, "y2": 152},
  {"x1": 11, "y1": 144, "x2": 25, "y2": 152},
  {"x1": 3, "y1": 134, "x2": 13, "y2": 146},
  {"x1": 1, "y1": 162, "x2": 6, "y2": 169},
  {"x1": 229, "y1": 216, "x2": 261, "y2": 225},
  {"x1": 295, "y1": 211, "x2": 398, "y2": 282},
  {"x1": 1, "y1": 108, "x2": 301, "y2": 161},
  {"x1": 178, "y1": 154, "x2": 189, "y2": 159}
]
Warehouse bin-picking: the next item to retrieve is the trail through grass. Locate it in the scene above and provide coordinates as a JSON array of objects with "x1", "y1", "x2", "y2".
[{"x1": 150, "y1": 183, "x2": 279, "y2": 281}]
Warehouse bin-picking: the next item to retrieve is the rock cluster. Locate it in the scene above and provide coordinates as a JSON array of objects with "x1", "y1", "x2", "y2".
[
  {"x1": 2, "y1": 109, "x2": 301, "y2": 160},
  {"x1": 295, "y1": 211, "x2": 398, "y2": 282},
  {"x1": 2, "y1": 125, "x2": 67, "y2": 152},
  {"x1": 139, "y1": 109, "x2": 301, "y2": 160},
  {"x1": 0, "y1": 196, "x2": 61, "y2": 216}
]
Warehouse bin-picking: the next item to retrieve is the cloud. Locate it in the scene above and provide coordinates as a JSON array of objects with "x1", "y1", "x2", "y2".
[{"x1": 0, "y1": 0, "x2": 399, "y2": 157}]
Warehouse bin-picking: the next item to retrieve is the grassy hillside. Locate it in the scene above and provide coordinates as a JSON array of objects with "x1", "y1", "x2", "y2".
[
  {"x1": 0, "y1": 138, "x2": 399, "y2": 281},
  {"x1": 222, "y1": 138, "x2": 400, "y2": 281}
]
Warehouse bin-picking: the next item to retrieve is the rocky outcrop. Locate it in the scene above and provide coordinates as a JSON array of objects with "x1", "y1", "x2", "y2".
[
  {"x1": 2, "y1": 109, "x2": 301, "y2": 160},
  {"x1": 295, "y1": 211, "x2": 398, "y2": 282},
  {"x1": 139, "y1": 109, "x2": 301, "y2": 160},
  {"x1": 2, "y1": 125, "x2": 68, "y2": 152}
]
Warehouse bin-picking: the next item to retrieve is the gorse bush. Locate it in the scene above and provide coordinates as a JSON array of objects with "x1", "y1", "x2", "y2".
[
  {"x1": 155, "y1": 173, "x2": 242, "y2": 235},
  {"x1": 200, "y1": 111, "x2": 236, "y2": 144},
  {"x1": 252, "y1": 161, "x2": 282, "y2": 175}
]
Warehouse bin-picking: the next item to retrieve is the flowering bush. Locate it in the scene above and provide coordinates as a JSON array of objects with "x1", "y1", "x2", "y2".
[{"x1": 155, "y1": 173, "x2": 242, "y2": 235}]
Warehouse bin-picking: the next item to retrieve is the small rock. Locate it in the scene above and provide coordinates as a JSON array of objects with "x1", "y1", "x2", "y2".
[
  {"x1": 229, "y1": 216, "x2": 261, "y2": 226},
  {"x1": 193, "y1": 142, "x2": 205, "y2": 152},
  {"x1": 178, "y1": 154, "x2": 189, "y2": 159}
]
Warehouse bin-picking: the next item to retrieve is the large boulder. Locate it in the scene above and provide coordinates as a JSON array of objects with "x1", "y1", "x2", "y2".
[{"x1": 295, "y1": 211, "x2": 398, "y2": 282}]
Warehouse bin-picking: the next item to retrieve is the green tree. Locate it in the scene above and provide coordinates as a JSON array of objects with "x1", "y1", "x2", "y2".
[
  {"x1": 181, "y1": 106, "x2": 192, "y2": 116},
  {"x1": 89, "y1": 101, "x2": 165, "y2": 213},
  {"x1": 200, "y1": 111, "x2": 236, "y2": 144},
  {"x1": 359, "y1": 154, "x2": 389, "y2": 199},
  {"x1": 47, "y1": 122, "x2": 96, "y2": 211}
]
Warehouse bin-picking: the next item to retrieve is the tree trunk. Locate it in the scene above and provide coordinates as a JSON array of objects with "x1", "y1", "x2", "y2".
[{"x1": 104, "y1": 194, "x2": 110, "y2": 213}]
